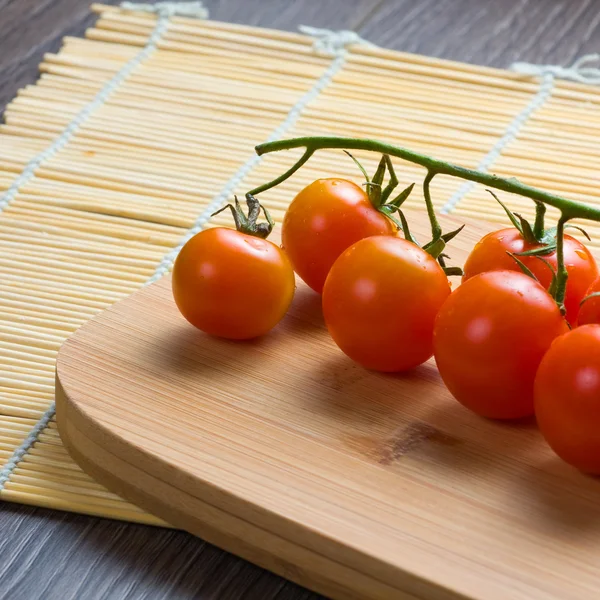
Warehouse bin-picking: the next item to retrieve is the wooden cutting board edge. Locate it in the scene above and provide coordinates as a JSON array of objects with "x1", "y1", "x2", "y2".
[{"x1": 55, "y1": 381, "x2": 443, "y2": 600}]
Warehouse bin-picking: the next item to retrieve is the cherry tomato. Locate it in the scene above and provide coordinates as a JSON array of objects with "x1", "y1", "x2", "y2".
[
  {"x1": 172, "y1": 227, "x2": 295, "y2": 339},
  {"x1": 577, "y1": 277, "x2": 600, "y2": 326},
  {"x1": 463, "y1": 228, "x2": 598, "y2": 324},
  {"x1": 535, "y1": 325, "x2": 600, "y2": 474},
  {"x1": 433, "y1": 271, "x2": 568, "y2": 419},
  {"x1": 322, "y1": 236, "x2": 451, "y2": 372},
  {"x1": 282, "y1": 178, "x2": 396, "y2": 293}
]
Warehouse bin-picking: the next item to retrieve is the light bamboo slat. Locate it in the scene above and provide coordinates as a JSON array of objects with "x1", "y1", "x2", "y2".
[{"x1": 1, "y1": 3, "x2": 600, "y2": 574}]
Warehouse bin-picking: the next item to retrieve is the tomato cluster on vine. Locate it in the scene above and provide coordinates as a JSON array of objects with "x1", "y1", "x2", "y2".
[{"x1": 172, "y1": 143, "x2": 600, "y2": 476}]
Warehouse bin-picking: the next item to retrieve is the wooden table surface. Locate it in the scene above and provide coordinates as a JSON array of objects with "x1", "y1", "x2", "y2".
[{"x1": 1, "y1": 1, "x2": 600, "y2": 598}]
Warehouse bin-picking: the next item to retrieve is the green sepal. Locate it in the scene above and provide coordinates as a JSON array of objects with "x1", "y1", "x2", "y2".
[
  {"x1": 442, "y1": 266, "x2": 463, "y2": 277},
  {"x1": 398, "y1": 209, "x2": 420, "y2": 246},
  {"x1": 533, "y1": 256, "x2": 558, "y2": 297},
  {"x1": 516, "y1": 244, "x2": 556, "y2": 257},
  {"x1": 344, "y1": 150, "x2": 370, "y2": 182},
  {"x1": 365, "y1": 154, "x2": 387, "y2": 207},
  {"x1": 488, "y1": 190, "x2": 539, "y2": 245},
  {"x1": 378, "y1": 205, "x2": 403, "y2": 230},
  {"x1": 489, "y1": 190, "x2": 523, "y2": 234},
  {"x1": 380, "y1": 156, "x2": 399, "y2": 204},
  {"x1": 515, "y1": 213, "x2": 538, "y2": 245},
  {"x1": 371, "y1": 154, "x2": 386, "y2": 187},
  {"x1": 345, "y1": 151, "x2": 404, "y2": 211},
  {"x1": 424, "y1": 237, "x2": 446, "y2": 259},
  {"x1": 532, "y1": 255, "x2": 557, "y2": 276},
  {"x1": 506, "y1": 251, "x2": 539, "y2": 282},
  {"x1": 565, "y1": 224, "x2": 591, "y2": 241},
  {"x1": 388, "y1": 182, "x2": 415, "y2": 208},
  {"x1": 441, "y1": 224, "x2": 465, "y2": 244},
  {"x1": 580, "y1": 291, "x2": 600, "y2": 307},
  {"x1": 540, "y1": 226, "x2": 557, "y2": 245}
]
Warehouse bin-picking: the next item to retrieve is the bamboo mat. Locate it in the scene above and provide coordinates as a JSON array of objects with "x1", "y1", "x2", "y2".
[{"x1": 1, "y1": 2, "x2": 600, "y2": 526}]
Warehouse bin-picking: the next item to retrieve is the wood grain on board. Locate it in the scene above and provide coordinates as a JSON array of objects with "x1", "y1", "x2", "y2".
[
  {"x1": 55, "y1": 211, "x2": 600, "y2": 600},
  {"x1": 3, "y1": 1, "x2": 600, "y2": 599}
]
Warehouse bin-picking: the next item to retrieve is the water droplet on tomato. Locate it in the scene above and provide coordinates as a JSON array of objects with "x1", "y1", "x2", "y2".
[{"x1": 575, "y1": 249, "x2": 587, "y2": 260}]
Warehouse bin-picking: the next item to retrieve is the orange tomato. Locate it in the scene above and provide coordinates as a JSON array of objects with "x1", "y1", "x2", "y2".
[
  {"x1": 172, "y1": 227, "x2": 295, "y2": 339},
  {"x1": 535, "y1": 325, "x2": 600, "y2": 473},
  {"x1": 463, "y1": 228, "x2": 598, "y2": 324},
  {"x1": 322, "y1": 236, "x2": 451, "y2": 372},
  {"x1": 433, "y1": 271, "x2": 568, "y2": 419},
  {"x1": 282, "y1": 178, "x2": 396, "y2": 293}
]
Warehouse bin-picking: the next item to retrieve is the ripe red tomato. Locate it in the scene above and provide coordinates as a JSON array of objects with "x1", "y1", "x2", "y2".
[
  {"x1": 462, "y1": 228, "x2": 598, "y2": 324},
  {"x1": 577, "y1": 277, "x2": 600, "y2": 326},
  {"x1": 433, "y1": 271, "x2": 568, "y2": 419},
  {"x1": 535, "y1": 325, "x2": 600, "y2": 473},
  {"x1": 172, "y1": 227, "x2": 295, "y2": 339},
  {"x1": 322, "y1": 236, "x2": 451, "y2": 372},
  {"x1": 282, "y1": 179, "x2": 396, "y2": 293}
]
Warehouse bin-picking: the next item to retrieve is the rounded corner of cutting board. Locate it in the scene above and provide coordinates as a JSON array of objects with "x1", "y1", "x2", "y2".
[
  {"x1": 52, "y1": 271, "x2": 433, "y2": 600},
  {"x1": 50, "y1": 213, "x2": 600, "y2": 600}
]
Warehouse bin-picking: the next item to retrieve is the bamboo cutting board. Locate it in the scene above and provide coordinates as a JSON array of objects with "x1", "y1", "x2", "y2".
[{"x1": 55, "y1": 210, "x2": 600, "y2": 600}]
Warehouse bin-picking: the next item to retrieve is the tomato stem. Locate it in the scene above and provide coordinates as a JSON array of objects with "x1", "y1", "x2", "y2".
[
  {"x1": 212, "y1": 194, "x2": 274, "y2": 239},
  {"x1": 252, "y1": 137, "x2": 600, "y2": 222},
  {"x1": 533, "y1": 201, "x2": 547, "y2": 239},
  {"x1": 423, "y1": 170, "x2": 442, "y2": 244},
  {"x1": 342, "y1": 152, "x2": 404, "y2": 217},
  {"x1": 250, "y1": 147, "x2": 315, "y2": 196},
  {"x1": 554, "y1": 216, "x2": 569, "y2": 314}
]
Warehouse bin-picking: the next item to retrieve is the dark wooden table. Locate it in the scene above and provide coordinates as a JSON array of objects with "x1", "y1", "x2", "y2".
[{"x1": 1, "y1": 1, "x2": 599, "y2": 598}]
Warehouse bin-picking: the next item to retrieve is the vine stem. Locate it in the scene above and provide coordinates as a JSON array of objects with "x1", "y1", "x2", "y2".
[
  {"x1": 251, "y1": 136, "x2": 600, "y2": 222},
  {"x1": 250, "y1": 148, "x2": 314, "y2": 196},
  {"x1": 533, "y1": 201, "x2": 547, "y2": 240},
  {"x1": 555, "y1": 216, "x2": 569, "y2": 312},
  {"x1": 423, "y1": 171, "x2": 441, "y2": 241}
]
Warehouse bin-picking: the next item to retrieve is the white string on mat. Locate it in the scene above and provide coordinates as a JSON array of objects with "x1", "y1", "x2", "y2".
[
  {"x1": 0, "y1": 1, "x2": 208, "y2": 217},
  {"x1": 148, "y1": 26, "x2": 374, "y2": 283},
  {"x1": 441, "y1": 54, "x2": 600, "y2": 214},
  {"x1": 121, "y1": 1, "x2": 208, "y2": 19},
  {"x1": 0, "y1": 19, "x2": 369, "y2": 495},
  {"x1": 0, "y1": 1, "x2": 208, "y2": 495},
  {"x1": 512, "y1": 53, "x2": 600, "y2": 85},
  {"x1": 0, "y1": 409, "x2": 55, "y2": 490},
  {"x1": 298, "y1": 25, "x2": 376, "y2": 56}
]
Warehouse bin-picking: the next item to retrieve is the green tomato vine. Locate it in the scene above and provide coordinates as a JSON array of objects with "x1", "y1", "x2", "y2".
[{"x1": 248, "y1": 136, "x2": 600, "y2": 313}]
